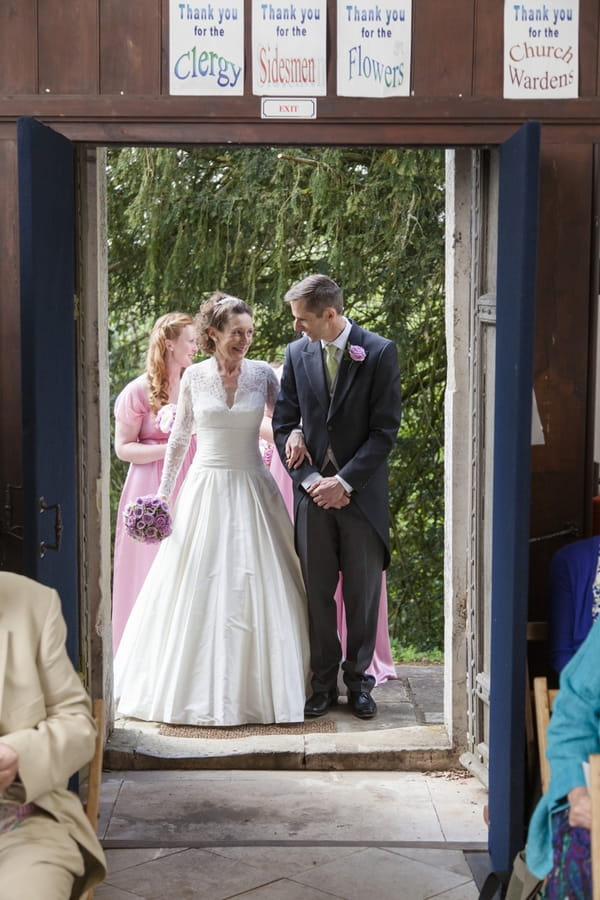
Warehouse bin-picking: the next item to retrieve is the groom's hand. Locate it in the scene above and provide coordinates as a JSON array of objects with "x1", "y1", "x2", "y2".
[{"x1": 307, "y1": 477, "x2": 350, "y2": 509}]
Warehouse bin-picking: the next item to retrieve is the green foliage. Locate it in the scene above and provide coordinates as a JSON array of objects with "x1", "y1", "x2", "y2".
[
  {"x1": 107, "y1": 146, "x2": 446, "y2": 653},
  {"x1": 390, "y1": 639, "x2": 444, "y2": 665}
]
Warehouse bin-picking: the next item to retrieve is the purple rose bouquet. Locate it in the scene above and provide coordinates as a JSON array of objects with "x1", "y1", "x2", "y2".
[
  {"x1": 123, "y1": 495, "x2": 172, "y2": 544},
  {"x1": 345, "y1": 343, "x2": 367, "y2": 363}
]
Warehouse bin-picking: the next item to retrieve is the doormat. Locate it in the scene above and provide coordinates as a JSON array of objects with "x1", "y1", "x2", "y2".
[{"x1": 158, "y1": 720, "x2": 337, "y2": 739}]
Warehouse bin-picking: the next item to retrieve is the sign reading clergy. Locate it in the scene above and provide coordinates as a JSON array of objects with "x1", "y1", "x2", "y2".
[
  {"x1": 169, "y1": 0, "x2": 244, "y2": 95},
  {"x1": 252, "y1": 0, "x2": 327, "y2": 96},
  {"x1": 503, "y1": 0, "x2": 578, "y2": 98},
  {"x1": 337, "y1": 1, "x2": 412, "y2": 97}
]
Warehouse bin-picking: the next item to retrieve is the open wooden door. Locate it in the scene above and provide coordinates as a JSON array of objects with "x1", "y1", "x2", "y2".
[
  {"x1": 18, "y1": 116, "x2": 79, "y2": 665},
  {"x1": 488, "y1": 120, "x2": 541, "y2": 871}
]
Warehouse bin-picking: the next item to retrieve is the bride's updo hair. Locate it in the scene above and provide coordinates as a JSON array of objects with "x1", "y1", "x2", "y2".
[{"x1": 196, "y1": 291, "x2": 253, "y2": 355}]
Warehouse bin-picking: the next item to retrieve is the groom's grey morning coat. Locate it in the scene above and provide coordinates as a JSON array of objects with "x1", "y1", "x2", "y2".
[{"x1": 273, "y1": 320, "x2": 401, "y2": 566}]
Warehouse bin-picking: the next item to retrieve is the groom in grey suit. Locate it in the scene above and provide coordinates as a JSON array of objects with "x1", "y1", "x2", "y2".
[{"x1": 273, "y1": 274, "x2": 401, "y2": 719}]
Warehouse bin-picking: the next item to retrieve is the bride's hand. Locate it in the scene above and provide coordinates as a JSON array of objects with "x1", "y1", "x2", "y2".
[{"x1": 285, "y1": 431, "x2": 312, "y2": 469}]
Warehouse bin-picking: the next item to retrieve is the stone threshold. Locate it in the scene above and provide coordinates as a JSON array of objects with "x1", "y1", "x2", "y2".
[{"x1": 104, "y1": 721, "x2": 460, "y2": 772}]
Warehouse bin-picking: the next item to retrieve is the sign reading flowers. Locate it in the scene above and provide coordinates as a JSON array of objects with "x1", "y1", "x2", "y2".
[
  {"x1": 337, "y1": 0, "x2": 412, "y2": 98},
  {"x1": 169, "y1": 0, "x2": 245, "y2": 95},
  {"x1": 503, "y1": 0, "x2": 578, "y2": 98}
]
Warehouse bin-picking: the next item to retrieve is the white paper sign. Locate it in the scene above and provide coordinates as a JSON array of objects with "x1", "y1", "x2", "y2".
[
  {"x1": 169, "y1": 0, "x2": 245, "y2": 95},
  {"x1": 337, "y1": 1, "x2": 412, "y2": 97},
  {"x1": 252, "y1": 0, "x2": 327, "y2": 96},
  {"x1": 504, "y1": 0, "x2": 578, "y2": 98}
]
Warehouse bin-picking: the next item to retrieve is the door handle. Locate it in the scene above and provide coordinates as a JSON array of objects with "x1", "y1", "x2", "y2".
[{"x1": 39, "y1": 497, "x2": 63, "y2": 558}]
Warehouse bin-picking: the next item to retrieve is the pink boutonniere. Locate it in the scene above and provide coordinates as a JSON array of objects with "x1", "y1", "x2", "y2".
[{"x1": 344, "y1": 343, "x2": 367, "y2": 363}]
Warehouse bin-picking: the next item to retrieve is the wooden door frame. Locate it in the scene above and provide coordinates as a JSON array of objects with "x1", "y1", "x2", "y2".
[{"x1": 76, "y1": 140, "x2": 481, "y2": 760}]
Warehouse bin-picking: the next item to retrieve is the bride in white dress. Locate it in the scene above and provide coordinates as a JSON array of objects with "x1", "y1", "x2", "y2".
[{"x1": 114, "y1": 293, "x2": 310, "y2": 726}]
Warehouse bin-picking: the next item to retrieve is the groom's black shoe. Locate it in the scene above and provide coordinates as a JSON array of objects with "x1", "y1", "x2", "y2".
[
  {"x1": 304, "y1": 690, "x2": 338, "y2": 718},
  {"x1": 347, "y1": 690, "x2": 377, "y2": 719}
]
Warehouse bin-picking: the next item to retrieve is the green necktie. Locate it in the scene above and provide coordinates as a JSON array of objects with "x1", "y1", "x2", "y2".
[{"x1": 325, "y1": 343, "x2": 338, "y2": 388}]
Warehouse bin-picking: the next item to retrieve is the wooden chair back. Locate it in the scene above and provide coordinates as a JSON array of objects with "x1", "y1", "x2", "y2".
[{"x1": 533, "y1": 676, "x2": 558, "y2": 795}]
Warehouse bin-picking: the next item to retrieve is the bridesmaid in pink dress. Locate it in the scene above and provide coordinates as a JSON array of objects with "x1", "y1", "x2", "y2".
[
  {"x1": 261, "y1": 367, "x2": 396, "y2": 685},
  {"x1": 112, "y1": 312, "x2": 198, "y2": 652}
]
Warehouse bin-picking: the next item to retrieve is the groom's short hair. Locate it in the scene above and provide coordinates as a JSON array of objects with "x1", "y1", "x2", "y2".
[{"x1": 284, "y1": 274, "x2": 343, "y2": 315}]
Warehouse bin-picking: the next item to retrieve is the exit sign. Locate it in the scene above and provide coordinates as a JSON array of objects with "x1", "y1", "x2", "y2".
[{"x1": 261, "y1": 98, "x2": 317, "y2": 118}]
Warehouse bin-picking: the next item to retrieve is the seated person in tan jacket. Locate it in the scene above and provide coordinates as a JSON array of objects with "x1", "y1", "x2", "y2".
[{"x1": 0, "y1": 572, "x2": 106, "y2": 899}]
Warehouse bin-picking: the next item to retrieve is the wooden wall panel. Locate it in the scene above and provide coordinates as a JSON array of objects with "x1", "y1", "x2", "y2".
[
  {"x1": 473, "y1": 0, "x2": 503, "y2": 97},
  {"x1": 0, "y1": 0, "x2": 599, "y2": 116},
  {"x1": 412, "y1": 0, "x2": 475, "y2": 97},
  {"x1": 0, "y1": 140, "x2": 24, "y2": 572},
  {"x1": 100, "y1": 0, "x2": 162, "y2": 96},
  {"x1": 580, "y1": 0, "x2": 600, "y2": 97},
  {"x1": 38, "y1": 0, "x2": 98, "y2": 95},
  {"x1": 0, "y1": 2, "x2": 38, "y2": 94},
  {"x1": 529, "y1": 143, "x2": 595, "y2": 619},
  {"x1": 533, "y1": 143, "x2": 593, "y2": 479}
]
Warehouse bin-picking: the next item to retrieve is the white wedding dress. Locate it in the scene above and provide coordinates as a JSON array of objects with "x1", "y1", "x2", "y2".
[{"x1": 114, "y1": 357, "x2": 310, "y2": 726}]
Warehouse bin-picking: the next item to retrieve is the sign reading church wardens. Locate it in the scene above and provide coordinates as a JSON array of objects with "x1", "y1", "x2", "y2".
[{"x1": 503, "y1": 0, "x2": 579, "y2": 98}]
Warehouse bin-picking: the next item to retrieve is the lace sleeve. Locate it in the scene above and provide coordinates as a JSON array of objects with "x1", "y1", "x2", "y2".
[
  {"x1": 158, "y1": 370, "x2": 194, "y2": 499},
  {"x1": 265, "y1": 365, "x2": 280, "y2": 415}
]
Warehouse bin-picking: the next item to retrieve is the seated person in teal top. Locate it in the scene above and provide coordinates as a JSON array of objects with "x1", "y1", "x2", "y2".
[
  {"x1": 525, "y1": 616, "x2": 600, "y2": 898},
  {"x1": 548, "y1": 536, "x2": 600, "y2": 673}
]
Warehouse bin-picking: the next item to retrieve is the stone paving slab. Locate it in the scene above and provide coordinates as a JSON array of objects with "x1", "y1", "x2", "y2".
[
  {"x1": 98, "y1": 770, "x2": 488, "y2": 846},
  {"x1": 91, "y1": 766, "x2": 488, "y2": 899}
]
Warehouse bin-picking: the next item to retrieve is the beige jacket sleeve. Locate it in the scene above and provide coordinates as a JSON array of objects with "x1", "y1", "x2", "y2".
[{"x1": 0, "y1": 581, "x2": 96, "y2": 804}]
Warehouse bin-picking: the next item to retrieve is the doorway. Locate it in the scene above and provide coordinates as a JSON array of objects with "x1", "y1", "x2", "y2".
[{"x1": 75, "y1": 143, "x2": 497, "y2": 767}]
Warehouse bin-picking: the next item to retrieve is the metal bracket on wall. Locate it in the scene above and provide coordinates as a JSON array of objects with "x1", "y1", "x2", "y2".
[{"x1": 39, "y1": 497, "x2": 63, "y2": 558}]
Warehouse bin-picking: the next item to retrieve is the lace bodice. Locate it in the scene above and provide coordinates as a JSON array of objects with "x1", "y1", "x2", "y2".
[{"x1": 159, "y1": 357, "x2": 279, "y2": 499}]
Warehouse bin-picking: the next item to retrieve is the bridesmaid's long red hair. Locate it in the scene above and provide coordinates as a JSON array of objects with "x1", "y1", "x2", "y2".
[{"x1": 146, "y1": 312, "x2": 195, "y2": 414}]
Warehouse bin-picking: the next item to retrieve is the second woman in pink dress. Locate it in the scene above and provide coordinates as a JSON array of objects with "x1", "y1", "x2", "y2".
[{"x1": 112, "y1": 312, "x2": 198, "y2": 653}]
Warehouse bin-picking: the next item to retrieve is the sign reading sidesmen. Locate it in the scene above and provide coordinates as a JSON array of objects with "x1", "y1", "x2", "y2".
[
  {"x1": 252, "y1": 0, "x2": 327, "y2": 96},
  {"x1": 169, "y1": 0, "x2": 245, "y2": 95},
  {"x1": 337, "y1": 1, "x2": 412, "y2": 97},
  {"x1": 503, "y1": 0, "x2": 578, "y2": 98}
]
